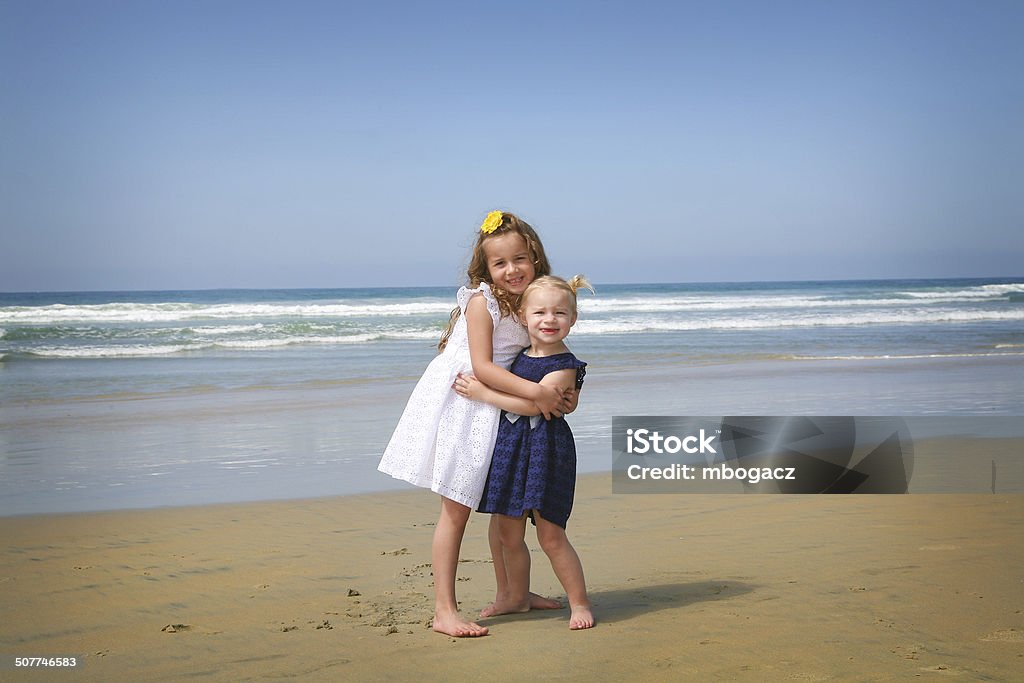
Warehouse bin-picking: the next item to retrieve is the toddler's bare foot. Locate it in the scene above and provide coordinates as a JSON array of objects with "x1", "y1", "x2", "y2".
[
  {"x1": 479, "y1": 596, "x2": 529, "y2": 618},
  {"x1": 568, "y1": 604, "x2": 595, "y2": 630},
  {"x1": 528, "y1": 592, "x2": 562, "y2": 610},
  {"x1": 432, "y1": 611, "x2": 488, "y2": 637},
  {"x1": 480, "y1": 592, "x2": 562, "y2": 618}
]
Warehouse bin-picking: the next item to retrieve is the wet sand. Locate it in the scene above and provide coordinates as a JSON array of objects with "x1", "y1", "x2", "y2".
[
  {"x1": 4, "y1": 353, "x2": 1022, "y2": 516},
  {"x1": 2, "y1": 465, "x2": 1022, "y2": 681}
]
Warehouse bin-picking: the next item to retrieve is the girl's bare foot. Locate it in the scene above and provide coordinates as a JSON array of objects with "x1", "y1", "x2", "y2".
[
  {"x1": 480, "y1": 591, "x2": 563, "y2": 618},
  {"x1": 568, "y1": 604, "x2": 595, "y2": 630},
  {"x1": 432, "y1": 610, "x2": 489, "y2": 637}
]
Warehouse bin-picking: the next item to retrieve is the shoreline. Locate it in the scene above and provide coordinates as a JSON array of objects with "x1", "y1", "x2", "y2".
[{"x1": 1, "y1": 432, "x2": 1022, "y2": 520}]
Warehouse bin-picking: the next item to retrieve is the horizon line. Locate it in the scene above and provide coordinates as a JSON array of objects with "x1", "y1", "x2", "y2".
[{"x1": 2, "y1": 274, "x2": 1022, "y2": 297}]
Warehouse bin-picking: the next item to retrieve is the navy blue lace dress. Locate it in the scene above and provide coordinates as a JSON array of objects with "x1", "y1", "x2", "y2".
[{"x1": 477, "y1": 350, "x2": 587, "y2": 529}]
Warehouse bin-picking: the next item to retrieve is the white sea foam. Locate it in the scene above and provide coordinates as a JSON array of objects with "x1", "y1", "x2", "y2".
[
  {"x1": 378, "y1": 330, "x2": 442, "y2": 341},
  {"x1": 572, "y1": 307, "x2": 1024, "y2": 335},
  {"x1": 4, "y1": 281, "x2": 1021, "y2": 361},
  {"x1": 214, "y1": 334, "x2": 379, "y2": 349},
  {"x1": 0, "y1": 301, "x2": 454, "y2": 324},
  {"x1": 25, "y1": 333, "x2": 391, "y2": 357},
  {"x1": 578, "y1": 288, "x2": 1023, "y2": 314},
  {"x1": 3, "y1": 281, "x2": 1020, "y2": 325},
  {"x1": 790, "y1": 351, "x2": 1024, "y2": 361},
  {"x1": 187, "y1": 324, "x2": 266, "y2": 335},
  {"x1": 899, "y1": 283, "x2": 1024, "y2": 300},
  {"x1": 28, "y1": 344, "x2": 206, "y2": 358},
  {"x1": 11, "y1": 306, "x2": 1024, "y2": 355}
]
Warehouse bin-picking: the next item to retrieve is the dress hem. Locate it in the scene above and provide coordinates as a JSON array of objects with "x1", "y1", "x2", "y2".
[{"x1": 377, "y1": 466, "x2": 480, "y2": 509}]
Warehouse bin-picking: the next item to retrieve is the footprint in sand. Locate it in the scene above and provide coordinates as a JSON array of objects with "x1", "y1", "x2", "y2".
[
  {"x1": 918, "y1": 664, "x2": 960, "y2": 674},
  {"x1": 979, "y1": 628, "x2": 1023, "y2": 642},
  {"x1": 162, "y1": 623, "x2": 221, "y2": 635}
]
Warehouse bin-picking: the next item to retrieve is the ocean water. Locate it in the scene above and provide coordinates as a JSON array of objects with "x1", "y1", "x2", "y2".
[
  {"x1": 2, "y1": 277, "x2": 1022, "y2": 514},
  {"x1": 2, "y1": 278, "x2": 1022, "y2": 407}
]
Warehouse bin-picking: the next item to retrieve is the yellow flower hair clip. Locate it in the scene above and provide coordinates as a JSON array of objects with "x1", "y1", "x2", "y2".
[{"x1": 480, "y1": 211, "x2": 503, "y2": 234}]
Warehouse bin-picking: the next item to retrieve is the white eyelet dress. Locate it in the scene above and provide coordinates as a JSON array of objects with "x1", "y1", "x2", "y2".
[{"x1": 378, "y1": 282, "x2": 529, "y2": 508}]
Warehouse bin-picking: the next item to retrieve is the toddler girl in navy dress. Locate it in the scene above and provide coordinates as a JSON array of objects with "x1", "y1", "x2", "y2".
[{"x1": 454, "y1": 275, "x2": 595, "y2": 630}]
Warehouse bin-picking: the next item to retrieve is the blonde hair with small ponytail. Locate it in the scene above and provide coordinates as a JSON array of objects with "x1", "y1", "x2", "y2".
[{"x1": 518, "y1": 275, "x2": 594, "y2": 317}]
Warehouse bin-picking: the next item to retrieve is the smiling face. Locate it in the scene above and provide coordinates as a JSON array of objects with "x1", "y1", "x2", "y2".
[
  {"x1": 482, "y1": 232, "x2": 536, "y2": 295},
  {"x1": 520, "y1": 285, "x2": 577, "y2": 346}
]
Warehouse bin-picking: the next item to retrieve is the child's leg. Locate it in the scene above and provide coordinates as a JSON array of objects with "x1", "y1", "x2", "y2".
[
  {"x1": 431, "y1": 496, "x2": 487, "y2": 637},
  {"x1": 491, "y1": 513, "x2": 532, "y2": 613},
  {"x1": 482, "y1": 514, "x2": 517, "y2": 616},
  {"x1": 487, "y1": 514, "x2": 510, "y2": 593},
  {"x1": 535, "y1": 513, "x2": 595, "y2": 630},
  {"x1": 482, "y1": 515, "x2": 561, "y2": 617}
]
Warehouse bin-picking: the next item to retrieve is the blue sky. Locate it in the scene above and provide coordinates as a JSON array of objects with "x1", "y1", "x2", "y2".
[{"x1": 2, "y1": 0, "x2": 1022, "y2": 291}]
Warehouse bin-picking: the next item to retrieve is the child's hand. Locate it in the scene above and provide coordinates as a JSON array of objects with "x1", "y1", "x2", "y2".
[
  {"x1": 561, "y1": 388, "x2": 579, "y2": 415},
  {"x1": 452, "y1": 373, "x2": 486, "y2": 402},
  {"x1": 535, "y1": 383, "x2": 564, "y2": 420}
]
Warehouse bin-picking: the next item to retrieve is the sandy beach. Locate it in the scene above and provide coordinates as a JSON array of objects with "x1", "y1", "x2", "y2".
[{"x1": 2, "y1": 463, "x2": 1022, "y2": 681}]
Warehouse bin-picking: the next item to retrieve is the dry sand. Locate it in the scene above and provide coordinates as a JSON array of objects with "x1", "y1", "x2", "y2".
[{"x1": 2, "y1": 471, "x2": 1022, "y2": 681}]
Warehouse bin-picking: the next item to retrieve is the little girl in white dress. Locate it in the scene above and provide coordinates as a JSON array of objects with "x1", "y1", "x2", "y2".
[{"x1": 378, "y1": 211, "x2": 566, "y2": 637}]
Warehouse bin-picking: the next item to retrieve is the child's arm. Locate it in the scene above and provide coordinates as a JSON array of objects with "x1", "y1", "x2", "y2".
[
  {"x1": 464, "y1": 295, "x2": 565, "y2": 418},
  {"x1": 455, "y1": 369, "x2": 579, "y2": 416},
  {"x1": 455, "y1": 373, "x2": 582, "y2": 415},
  {"x1": 454, "y1": 375, "x2": 540, "y2": 415}
]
